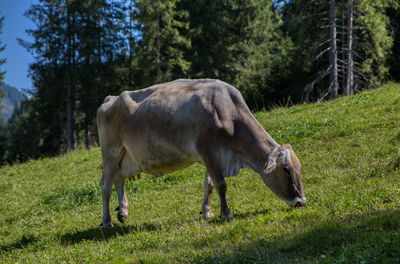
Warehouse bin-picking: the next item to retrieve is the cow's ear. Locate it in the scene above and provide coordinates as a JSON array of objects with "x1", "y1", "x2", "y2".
[{"x1": 264, "y1": 158, "x2": 276, "y2": 174}]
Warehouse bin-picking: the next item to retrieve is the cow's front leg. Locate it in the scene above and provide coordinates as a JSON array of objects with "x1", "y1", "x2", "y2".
[
  {"x1": 114, "y1": 174, "x2": 129, "y2": 223},
  {"x1": 201, "y1": 171, "x2": 214, "y2": 219},
  {"x1": 203, "y1": 157, "x2": 234, "y2": 221},
  {"x1": 214, "y1": 179, "x2": 233, "y2": 221}
]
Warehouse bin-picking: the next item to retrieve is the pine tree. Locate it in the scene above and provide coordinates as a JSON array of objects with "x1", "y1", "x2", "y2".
[
  {"x1": 65, "y1": 1, "x2": 76, "y2": 151},
  {"x1": 181, "y1": 0, "x2": 242, "y2": 82},
  {"x1": 233, "y1": 0, "x2": 294, "y2": 108},
  {"x1": 133, "y1": 0, "x2": 191, "y2": 87},
  {"x1": 346, "y1": 0, "x2": 354, "y2": 96},
  {"x1": 283, "y1": 0, "x2": 397, "y2": 101},
  {"x1": 20, "y1": 0, "x2": 128, "y2": 153},
  {"x1": 20, "y1": 0, "x2": 74, "y2": 153},
  {"x1": 124, "y1": 0, "x2": 137, "y2": 90},
  {"x1": 357, "y1": 0, "x2": 397, "y2": 87},
  {"x1": 0, "y1": 10, "x2": 7, "y2": 161},
  {"x1": 329, "y1": 0, "x2": 339, "y2": 99},
  {"x1": 75, "y1": 0, "x2": 126, "y2": 149},
  {"x1": 388, "y1": 6, "x2": 400, "y2": 81},
  {"x1": 3, "y1": 100, "x2": 41, "y2": 163}
]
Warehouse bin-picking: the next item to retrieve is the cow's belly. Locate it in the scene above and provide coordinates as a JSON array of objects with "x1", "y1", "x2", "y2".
[
  {"x1": 124, "y1": 135, "x2": 200, "y2": 177},
  {"x1": 141, "y1": 157, "x2": 196, "y2": 176}
]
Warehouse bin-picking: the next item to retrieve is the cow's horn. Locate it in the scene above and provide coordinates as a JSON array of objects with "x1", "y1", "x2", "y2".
[{"x1": 264, "y1": 158, "x2": 276, "y2": 174}]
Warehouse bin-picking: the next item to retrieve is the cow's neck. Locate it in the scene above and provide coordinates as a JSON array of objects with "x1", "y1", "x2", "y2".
[{"x1": 236, "y1": 118, "x2": 279, "y2": 175}]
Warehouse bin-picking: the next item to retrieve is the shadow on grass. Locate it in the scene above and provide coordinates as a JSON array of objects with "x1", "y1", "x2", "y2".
[
  {"x1": 0, "y1": 234, "x2": 38, "y2": 254},
  {"x1": 60, "y1": 222, "x2": 161, "y2": 245},
  {"x1": 197, "y1": 209, "x2": 400, "y2": 263},
  {"x1": 206, "y1": 208, "x2": 271, "y2": 224}
]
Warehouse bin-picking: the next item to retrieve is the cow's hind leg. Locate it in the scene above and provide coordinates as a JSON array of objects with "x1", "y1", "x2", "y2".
[
  {"x1": 100, "y1": 166, "x2": 114, "y2": 227},
  {"x1": 114, "y1": 175, "x2": 128, "y2": 223},
  {"x1": 201, "y1": 171, "x2": 214, "y2": 219},
  {"x1": 100, "y1": 150, "x2": 122, "y2": 227},
  {"x1": 115, "y1": 151, "x2": 140, "y2": 223}
]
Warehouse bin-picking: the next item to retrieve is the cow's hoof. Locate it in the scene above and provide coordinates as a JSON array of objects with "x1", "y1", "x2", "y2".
[
  {"x1": 201, "y1": 210, "x2": 215, "y2": 220},
  {"x1": 117, "y1": 213, "x2": 127, "y2": 223},
  {"x1": 100, "y1": 222, "x2": 113, "y2": 228},
  {"x1": 220, "y1": 214, "x2": 234, "y2": 221}
]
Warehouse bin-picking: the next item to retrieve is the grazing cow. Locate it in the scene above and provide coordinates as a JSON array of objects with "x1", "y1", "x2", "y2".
[{"x1": 97, "y1": 79, "x2": 305, "y2": 227}]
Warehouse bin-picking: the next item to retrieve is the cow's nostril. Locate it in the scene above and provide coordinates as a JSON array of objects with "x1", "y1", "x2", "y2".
[{"x1": 296, "y1": 199, "x2": 306, "y2": 207}]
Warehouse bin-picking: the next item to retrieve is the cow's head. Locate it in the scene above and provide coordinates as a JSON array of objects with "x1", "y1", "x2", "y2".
[{"x1": 262, "y1": 144, "x2": 306, "y2": 207}]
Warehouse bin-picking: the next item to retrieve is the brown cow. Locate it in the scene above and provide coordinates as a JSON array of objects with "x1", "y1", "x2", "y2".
[{"x1": 97, "y1": 79, "x2": 305, "y2": 227}]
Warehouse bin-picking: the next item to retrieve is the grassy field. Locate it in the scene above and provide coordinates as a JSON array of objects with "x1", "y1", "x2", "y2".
[{"x1": 0, "y1": 83, "x2": 399, "y2": 263}]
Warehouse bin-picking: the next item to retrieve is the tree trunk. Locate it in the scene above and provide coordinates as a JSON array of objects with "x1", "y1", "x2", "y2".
[
  {"x1": 85, "y1": 121, "x2": 90, "y2": 150},
  {"x1": 329, "y1": 0, "x2": 339, "y2": 99},
  {"x1": 156, "y1": 17, "x2": 161, "y2": 80},
  {"x1": 97, "y1": 8, "x2": 102, "y2": 63},
  {"x1": 341, "y1": 12, "x2": 346, "y2": 91},
  {"x1": 66, "y1": 8, "x2": 75, "y2": 152},
  {"x1": 346, "y1": 0, "x2": 354, "y2": 96},
  {"x1": 128, "y1": 0, "x2": 134, "y2": 88}
]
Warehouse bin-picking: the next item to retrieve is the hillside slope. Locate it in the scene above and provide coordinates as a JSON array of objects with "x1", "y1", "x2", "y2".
[
  {"x1": 0, "y1": 83, "x2": 399, "y2": 263},
  {"x1": 0, "y1": 83, "x2": 25, "y2": 121}
]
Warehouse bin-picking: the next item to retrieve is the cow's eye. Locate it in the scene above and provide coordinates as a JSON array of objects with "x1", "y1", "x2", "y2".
[{"x1": 283, "y1": 167, "x2": 291, "y2": 174}]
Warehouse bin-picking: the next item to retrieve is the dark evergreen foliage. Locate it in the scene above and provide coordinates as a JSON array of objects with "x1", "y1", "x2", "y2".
[{"x1": 388, "y1": 7, "x2": 400, "y2": 81}]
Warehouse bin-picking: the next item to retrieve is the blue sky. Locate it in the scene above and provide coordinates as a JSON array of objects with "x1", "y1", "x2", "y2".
[{"x1": 1, "y1": 0, "x2": 37, "y2": 91}]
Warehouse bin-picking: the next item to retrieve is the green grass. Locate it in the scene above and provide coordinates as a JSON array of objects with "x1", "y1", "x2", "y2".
[{"x1": 1, "y1": 83, "x2": 399, "y2": 263}]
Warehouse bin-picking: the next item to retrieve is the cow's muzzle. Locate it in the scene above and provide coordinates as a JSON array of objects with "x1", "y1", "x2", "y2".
[{"x1": 286, "y1": 197, "x2": 306, "y2": 207}]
